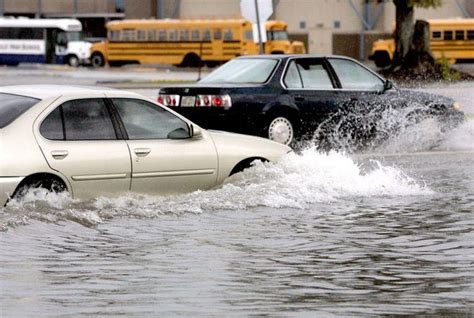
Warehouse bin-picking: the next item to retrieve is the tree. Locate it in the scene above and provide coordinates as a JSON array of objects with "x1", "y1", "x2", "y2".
[{"x1": 392, "y1": 0, "x2": 442, "y2": 70}]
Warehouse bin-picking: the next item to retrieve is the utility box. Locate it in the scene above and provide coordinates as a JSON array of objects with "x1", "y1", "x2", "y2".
[{"x1": 308, "y1": 28, "x2": 332, "y2": 55}]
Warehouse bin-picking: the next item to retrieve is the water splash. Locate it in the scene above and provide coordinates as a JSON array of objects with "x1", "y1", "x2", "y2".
[
  {"x1": 0, "y1": 148, "x2": 432, "y2": 230},
  {"x1": 310, "y1": 98, "x2": 469, "y2": 154}
]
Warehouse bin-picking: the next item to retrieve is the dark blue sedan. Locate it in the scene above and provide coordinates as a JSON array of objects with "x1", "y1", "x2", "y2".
[{"x1": 157, "y1": 55, "x2": 464, "y2": 148}]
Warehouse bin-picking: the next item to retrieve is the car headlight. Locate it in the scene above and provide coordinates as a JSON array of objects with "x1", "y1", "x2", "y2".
[{"x1": 453, "y1": 102, "x2": 462, "y2": 110}]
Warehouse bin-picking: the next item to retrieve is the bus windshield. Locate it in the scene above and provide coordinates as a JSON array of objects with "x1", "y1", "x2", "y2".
[
  {"x1": 268, "y1": 30, "x2": 288, "y2": 40},
  {"x1": 200, "y1": 58, "x2": 279, "y2": 84}
]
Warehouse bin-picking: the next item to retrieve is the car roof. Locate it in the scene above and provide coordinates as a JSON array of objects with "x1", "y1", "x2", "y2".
[
  {"x1": 0, "y1": 85, "x2": 140, "y2": 99},
  {"x1": 235, "y1": 54, "x2": 352, "y2": 60}
]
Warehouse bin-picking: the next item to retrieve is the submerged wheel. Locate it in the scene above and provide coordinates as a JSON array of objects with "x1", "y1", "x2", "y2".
[
  {"x1": 91, "y1": 52, "x2": 105, "y2": 68},
  {"x1": 67, "y1": 55, "x2": 80, "y2": 67},
  {"x1": 13, "y1": 176, "x2": 67, "y2": 200},
  {"x1": 268, "y1": 116, "x2": 294, "y2": 145}
]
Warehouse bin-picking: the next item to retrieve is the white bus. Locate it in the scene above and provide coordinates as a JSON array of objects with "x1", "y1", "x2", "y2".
[{"x1": 0, "y1": 18, "x2": 91, "y2": 66}]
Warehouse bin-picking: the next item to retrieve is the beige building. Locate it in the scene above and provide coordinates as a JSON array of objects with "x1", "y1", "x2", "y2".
[{"x1": 1, "y1": 0, "x2": 472, "y2": 59}]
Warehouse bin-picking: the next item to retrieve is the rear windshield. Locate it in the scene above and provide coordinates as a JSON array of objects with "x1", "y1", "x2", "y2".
[
  {"x1": 0, "y1": 93, "x2": 40, "y2": 128},
  {"x1": 200, "y1": 58, "x2": 279, "y2": 84}
]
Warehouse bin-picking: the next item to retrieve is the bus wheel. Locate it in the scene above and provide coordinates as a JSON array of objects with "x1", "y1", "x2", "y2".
[
  {"x1": 373, "y1": 51, "x2": 391, "y2": 68},
  {"x1": 67, "y1": 55, "x2": 80, "y2": 67},
  {"x1": 91, "y1": 52, "x2": 105, "y2": 68},
  {"x1": 180, "y1": 53, "x2": 201, "y2": 68}
]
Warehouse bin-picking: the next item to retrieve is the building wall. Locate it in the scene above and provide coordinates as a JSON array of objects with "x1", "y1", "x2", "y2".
[
  {"x1": 4, "y1": 0, "x2": 116, "y2": 15},
  {"x1": 124, "y1": 0, "x2": 155, "y2": 19}
]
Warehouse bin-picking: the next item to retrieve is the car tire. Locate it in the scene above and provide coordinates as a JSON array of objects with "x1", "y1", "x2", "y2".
[
  {"x1": 13, "y1": 176, "x2": 67, "y2": 200},
  {"x1": 67, "y1": 55, "x2": 80, "y2": 67},
  {"x1": 91, "y1": 52, "x2": 105, "y2": 68},
  {"x1": 267, "y1": 116, "x2": 295, "y2": 146}
]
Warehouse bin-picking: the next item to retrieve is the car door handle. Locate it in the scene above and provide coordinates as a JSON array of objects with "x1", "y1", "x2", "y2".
[
  {"x1": 134, "y1": 148, "x2": 151, "y2": 157},
  {"x1": 51, "y1": 150, "x2": 69, "y2": 160},
  {"x1": 294, "y1": 95, "x2": 305, "y2": 102}
]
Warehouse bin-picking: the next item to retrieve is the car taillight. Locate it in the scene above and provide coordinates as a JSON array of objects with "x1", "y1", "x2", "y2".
[
  {"x1": 157, "y1": 94, "x2": 180, "y2": 107},
  {"x1": 196, "y1": 95, "x2": 232, "y2": 108}
]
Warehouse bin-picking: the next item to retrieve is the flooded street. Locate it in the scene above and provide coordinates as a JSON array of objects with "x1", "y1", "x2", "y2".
[{"x1": 1, "y1": 66, "x2": 473, "y2": 316}]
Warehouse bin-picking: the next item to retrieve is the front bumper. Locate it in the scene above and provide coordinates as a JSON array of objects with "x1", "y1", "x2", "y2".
[{"x1": 0, "y1": 177, "x2": 23, "y2": 206}]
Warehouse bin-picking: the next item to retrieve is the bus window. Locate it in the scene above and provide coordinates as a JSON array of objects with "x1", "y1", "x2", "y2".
[
  {"x1": 158, "y1": 29, "x2": 167, "y2": 41},
  {"x1": 137, "y1": 30, "x2": 146, "y2": 41},
  {"x1": 432, "y1": 31, "x2": 442, "y2": 40},
  {"x1": 168, "y1": 29, "x2": 177, "y2": 41},
  {"x1": 214, "y1": 29, "x2": 222, "y2": 40},
  {"x1": 468, "y1": 30, "x2": 474, "y2": 40},
  {"x1": 56, "y1": 32, "x2": 68, "y2": 47},
  {"x1": 203, "y1": 29, "x2": 211, "y2": 41},
  {"x1": 224, "y1": 29, "x2": 233, "y2": 41},
  {"x1": 455, "y1": 30, "x2": 464, "y2": 40},
  {"x1": 444, "y1": 30, "x2": 453, "y2": 40},
  {"x1": 148, "y1": 29, "x2": 156, "y2": 41},
  {"x1": 245, "y1": 30, "x2": 253, "y2": 41},
  {"x1": 268, "y1": 30, "x2": 288, "y2": 40},
  {"x1": 110, "y1": 30, "x2": 121, "y2": 41},
  {"x1": 191, "y1": 29, "x2": 200, "y2": 41},
  {"x1": 122, "y1": 29, "x2": 136, "y2": 41},
  {"x1": 180, "y1": 30, "x2": 189, "y2": 41}
]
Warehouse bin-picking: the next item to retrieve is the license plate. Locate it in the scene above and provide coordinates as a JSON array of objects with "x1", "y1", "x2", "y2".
[{"x1": 181, "y1": 96, "x2": 196, "y2": 107}]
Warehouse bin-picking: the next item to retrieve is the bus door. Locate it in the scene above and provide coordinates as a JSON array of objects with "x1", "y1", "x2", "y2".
[{"x1": 45, "y1": 28, "x2": 57, "y2": 63}]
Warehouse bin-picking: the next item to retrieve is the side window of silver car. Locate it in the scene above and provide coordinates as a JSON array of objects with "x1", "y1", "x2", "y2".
[
  {"x1": 112, "y1": 98, "x2": 190, "y2": 140},
  {"x1": 40, "y1": 99, "x2": 117, "y2": 141}
]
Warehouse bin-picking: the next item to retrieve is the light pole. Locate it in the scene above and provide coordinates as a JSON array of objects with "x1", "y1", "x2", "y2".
[{"x1": 254, "y1": 0, "x2": 264, "y2": 54}]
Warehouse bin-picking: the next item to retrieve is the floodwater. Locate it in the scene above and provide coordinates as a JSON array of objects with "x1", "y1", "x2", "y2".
[{"x1": 1, "y1": 74, "x2": 473, "y2": 316}]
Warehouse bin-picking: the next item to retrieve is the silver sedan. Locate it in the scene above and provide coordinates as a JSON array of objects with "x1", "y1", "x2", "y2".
[{"x1": 0, "y1": 85, "x2": 291, "y2": 205}]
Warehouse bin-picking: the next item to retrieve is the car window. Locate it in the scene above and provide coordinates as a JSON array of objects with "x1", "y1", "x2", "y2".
[
  {"x1": 200, "y1": 58, "x2": 278, "y2": 84},
  {"x1": 112, "y1": 99, "x2": 190, "y2": 140},
  {"x1": 329, "y1": 58, "x2": 384, "y2": 91},
  {"x1": 283, "y1": 60, "x2": 303, "y2": 88},
  {"x1": 40, "y1": 106, "x2": 64, "y2": 140},
  {"x1": 0, "y1": 93, "x2": 40, "y2": 128},
  {"x1": 63, "y1": 99, "x2": 116, "y2": 140},
  {"x1": 293, "y1": 59, "x2": 333, "y2": 89}
]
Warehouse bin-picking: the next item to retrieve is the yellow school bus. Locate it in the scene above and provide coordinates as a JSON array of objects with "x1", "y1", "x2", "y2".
[
  {"x1": 90, "y1": 19, "x2": 306, "y2": 67},
  {"x1": 370, "y1": 19, "x2": 474, "y2": 67}
]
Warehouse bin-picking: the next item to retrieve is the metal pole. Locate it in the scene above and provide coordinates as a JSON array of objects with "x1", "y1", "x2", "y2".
[
  {"x1": 74, "y1": 0, "x2": 78, "y2": 15},
  {"x1": 36, "y1": 0, "x2": 42, "y2": 18},
  {"x1": 158, "y1": 0, "x2": 164, "y2": 19},
  {"x1": 0, "y1": 0, "x2": 4, "y2": 17},
  {"x1": 254, "y1": 0, "x2": 263, "y2": 54}
]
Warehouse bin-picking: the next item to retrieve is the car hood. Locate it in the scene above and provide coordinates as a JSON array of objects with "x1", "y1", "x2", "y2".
[{"x1": 394, "y1": 88, "x2": 454, "y2": 105}]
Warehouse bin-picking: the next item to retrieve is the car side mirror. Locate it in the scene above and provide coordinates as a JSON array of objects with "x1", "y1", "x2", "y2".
[
  {"x1": 190, "y1": 124, "x2": 203, "y2": 138},
  {"x1": 384, "y1": 80, "x2": 393, "y2": 91}
]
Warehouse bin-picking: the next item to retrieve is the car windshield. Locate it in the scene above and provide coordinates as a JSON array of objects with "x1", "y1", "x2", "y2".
[
  {"x1": 0, "y1": 93, "x2": 40, "y2": 128},
  {"x1": 200, "y1": 58, "x2": 279, "y2": 84}
]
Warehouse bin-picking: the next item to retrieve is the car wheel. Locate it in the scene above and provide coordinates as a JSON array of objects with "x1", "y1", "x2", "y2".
[
  {"x1": 91, "y1": 53, "x2": 105, "y2": 68},
  {"x1": 13, "y1": 176, "x2": 67, "y2": 200},
  {"x1": 67, "y1": 55, "x2": 80, "y2": 67},
  {"x1": 268, "y1": 116, "x2": 294, "y2": 145}
]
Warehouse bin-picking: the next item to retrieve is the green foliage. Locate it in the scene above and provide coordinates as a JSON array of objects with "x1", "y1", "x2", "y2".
[
  {"x1": 438, "y1": 56, "x2": 461, "y2": 82},
  {"x1": 409, "y1": 0, "x2": 442, "y2": 8}
]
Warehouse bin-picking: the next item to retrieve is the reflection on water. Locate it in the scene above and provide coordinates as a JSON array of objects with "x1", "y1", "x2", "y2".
[{"x1": 1, "y1": 148, "x2": 473, "y2": 316}]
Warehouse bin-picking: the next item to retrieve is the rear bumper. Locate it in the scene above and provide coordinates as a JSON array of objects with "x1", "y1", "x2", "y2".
[{"x1": 0, "y1": 177, "x2": 23, "y2": 206}]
